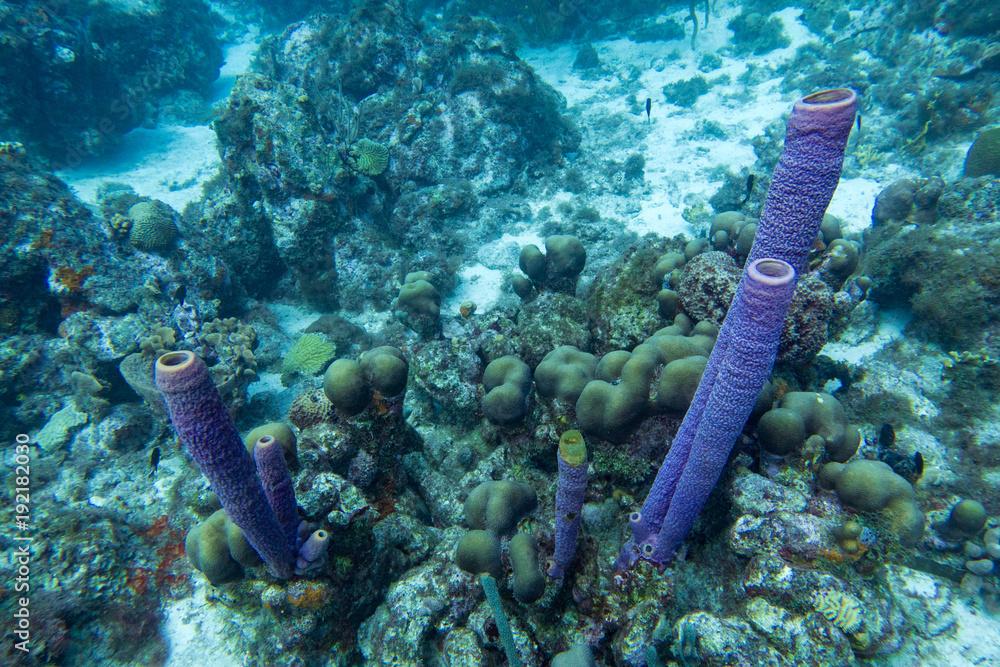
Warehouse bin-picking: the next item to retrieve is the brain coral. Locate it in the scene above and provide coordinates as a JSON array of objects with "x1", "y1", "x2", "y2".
[
  {"x1": 964, "y1": 127, "x2": 1000, "y2": 177},
  {"x1": 127, "y1": 200, "x2": 178, "y2": 252}
]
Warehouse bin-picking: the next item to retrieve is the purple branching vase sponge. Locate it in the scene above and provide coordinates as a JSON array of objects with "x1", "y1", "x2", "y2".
[
  {"x1": 155, "y1": 351, "x2": 295, "y2": 578},
  {"x1": 548, "y1": 430, "x2": 588, "y2": 579},
  {"x1": 618, "y1": 89, "x2": 857, "y2": 569}
]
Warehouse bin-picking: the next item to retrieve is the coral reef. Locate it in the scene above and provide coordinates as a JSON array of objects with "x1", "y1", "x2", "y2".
[
  {"x1": 4, "y1": 2, "x2": 999, "y2": 664},
  {"x1": 0, "y1": 0, "x2": 222, "y2": 159}
]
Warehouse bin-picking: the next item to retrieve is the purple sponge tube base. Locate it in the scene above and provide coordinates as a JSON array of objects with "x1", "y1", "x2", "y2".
[
  {"x1": 549, "y1": 454, "x2": 588, "y2": 578},
  {"x1": 620, "y1": 89, "x2": 857, "y2": 569},
  {"x1": 254, "y1": 435, "x2": 302, "y2": 556},
  {"x1": 155, "y1": 351, "x2": 295, "y2": 579},
  {"x1": 651, "y1": 260, "x2": 796, "y2": 562}
]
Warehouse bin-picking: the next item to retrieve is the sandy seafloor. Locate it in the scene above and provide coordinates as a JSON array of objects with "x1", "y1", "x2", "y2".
[{"x1": 49, "y1": 3, "x2": 1000, "y2": 664}]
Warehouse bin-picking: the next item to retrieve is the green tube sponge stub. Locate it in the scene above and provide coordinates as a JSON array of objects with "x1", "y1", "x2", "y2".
[
  {"x1": 509, "y1": 532, "x2": 545, "y2": 603},
  {"x1": 558, "y1": 430, "x2": 587, "y2": 466},
  {"x1": 455, "y1": 529, "x2": 502, "y2": 578}
]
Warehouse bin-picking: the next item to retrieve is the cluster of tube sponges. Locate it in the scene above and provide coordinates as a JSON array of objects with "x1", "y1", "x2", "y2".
[{"x1": 156, "y1": 352, "x2": 328, "y2": 583}]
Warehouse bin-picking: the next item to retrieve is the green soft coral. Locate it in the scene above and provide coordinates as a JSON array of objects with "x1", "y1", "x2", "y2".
[
  {"x1": 349, "y1": 138, "x2": 389, "y2": 176},
  {"x1": 283, "y1": 333, "x2": 336, "y2": 376}
]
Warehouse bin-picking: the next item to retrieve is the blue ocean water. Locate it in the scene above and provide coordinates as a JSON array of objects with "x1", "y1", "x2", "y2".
[{"x1": 1, "y1": 1, "x2": 998, "y2": 665}]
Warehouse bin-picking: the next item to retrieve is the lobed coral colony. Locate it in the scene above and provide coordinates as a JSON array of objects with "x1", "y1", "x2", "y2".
[{"x1": 1, "y1": 1, "x2": 998, "y2": 666}]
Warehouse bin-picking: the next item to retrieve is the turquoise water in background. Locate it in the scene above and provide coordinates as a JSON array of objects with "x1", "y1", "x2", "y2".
[{"x1": 1, "y1": 1, "x2": 998, "y2": 665}]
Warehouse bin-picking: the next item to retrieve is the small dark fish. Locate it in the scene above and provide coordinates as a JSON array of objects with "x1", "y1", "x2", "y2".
[
  {"x1": 856, "y1": 113, "x2": 862, "y2": 133},
  {"x1": 913, "y1": 451, "x2": 924, "y2": 481},
  {"x1": 645, "y1": 97, "x2": 651, "y2": 123},
  {"x1": 878, "y1": 423, "x2": 895, "y2": 449},
  {"x1": 149, "y1": 446, "x2": 161, "y2": 477},
  {"x1": 738, "y1": 173, "x2": 755, "y2": 205}
]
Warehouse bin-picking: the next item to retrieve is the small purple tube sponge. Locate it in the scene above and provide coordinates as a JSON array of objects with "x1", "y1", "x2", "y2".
[
  {"x1": 254, "y1": 435, "x2": 301, "y2": 555},
  {"x1": 155, "y1": 351, "x2": 295, "y2": 578},
  {"x1": 296, "y1": 529, "x2": 330, "y2": 575},
  {"x1": 548, "y1": 430, "x2": 588, "y2": 578},
  {"x1": 620, "y1": 89, "x2": 856, "y2": 568}
]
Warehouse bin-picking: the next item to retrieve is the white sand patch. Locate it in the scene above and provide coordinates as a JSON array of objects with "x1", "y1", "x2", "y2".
[
  {"x1": 821, "y1": 308, "x2": 908, "y2": 365},
  {"x1": 246, "y1": 371, "x2": 285, "y2": 399},
  {"x1": 444, "y1": 264, "x2": 505, "y2": 315},
  {"x1": 268, "y1": 302, "x2": 322, "y2": 334},
  {"x1": 210, "y1": 34, "x2": 260, "y2": 103},
  {"x1": 57, "y1": 35, "x2": 260, "y2": 211},
  {"x1": 476, "y1": 229, "x2": 546, "y2": 273},
  {"x1": 522, "y1": 2, "x2": 827, "y2": 240},
  {"x1": 163, "y1": 581, "x2": 243, "y2": 667},
  {"x1": 522, "y1": 44, "x2": 618, "y2": 108},
  {"x1": 58, "y1": 125, "x2": 220, "y2": 211},
  {"x1": 827, "y1": 177, "x2": 881, "y2": 233}
]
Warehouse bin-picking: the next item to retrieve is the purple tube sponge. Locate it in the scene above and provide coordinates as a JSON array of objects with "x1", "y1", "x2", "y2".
[
  {"x1": 254, "y1": 435, "x2": 301, "y2": 555},
  {"x1": 650, "y1": 260, "x2": 795, "y2": 561},
  {"x1": 749, "y1": 88, "x2": 858, "y2": 272},
  {"x1": 296, "y1": 529, "x2": 330, "y2": 575},
  {"x1": 619, "y1": 89, "x2": 856, "y2": 568},
  {"x1": 548, "y1": 430, "x2": 588, "y2": 578},
  {"x1": 155, "y1": 351, "x2": 294, "y2": 578}
]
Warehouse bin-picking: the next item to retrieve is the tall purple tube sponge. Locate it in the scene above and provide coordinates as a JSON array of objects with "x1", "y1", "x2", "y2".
[
  {"x1": 619, "y1": 89, "x2": 856, "y2": 568},
  {"x1": 548, "y1": 430, "x2": 588, "y2": 579},
  {"x1": 650, "y1": 260, "x2": 795, "y2": 562},
  {"x1": 254, "y1": 435, "x2": 301, "y2": 555},
  {"x1": 749, "y1": 88, "x2": 858, "y2": 271},
  {"x1": 155, "y1": 351, "x2": 295, "y2": 578}
]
